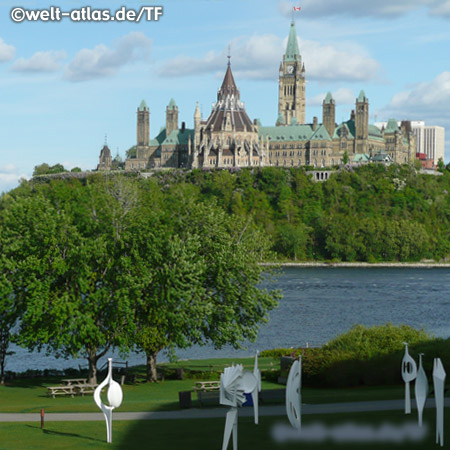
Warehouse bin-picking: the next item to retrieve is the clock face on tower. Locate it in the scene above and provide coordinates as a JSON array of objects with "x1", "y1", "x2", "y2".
[{"x1": 286, "y1": 65, "x2": 294, "y2": 74}]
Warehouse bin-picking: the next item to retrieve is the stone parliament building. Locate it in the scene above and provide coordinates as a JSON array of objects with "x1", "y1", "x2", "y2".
[{"x1": 98, "y1": 22, "x2": 416, "y2": 172}]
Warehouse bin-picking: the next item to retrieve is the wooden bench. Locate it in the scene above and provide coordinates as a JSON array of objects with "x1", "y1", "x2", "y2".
[
  {"x1": 47, "y1": 385, "x2": 75, "y2": 398},
  {"x1": 193, "y1": 381, "x2": 221, "y2": 407}
]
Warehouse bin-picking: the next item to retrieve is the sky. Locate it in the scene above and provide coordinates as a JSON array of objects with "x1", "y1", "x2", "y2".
[{"x1": 1, "y1": 0, "x2": 449, "y2": 193}]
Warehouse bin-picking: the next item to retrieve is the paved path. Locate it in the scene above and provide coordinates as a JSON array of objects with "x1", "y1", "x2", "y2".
[{"x1": 0, "y1": 399, "x2": 448, "y2": 423}]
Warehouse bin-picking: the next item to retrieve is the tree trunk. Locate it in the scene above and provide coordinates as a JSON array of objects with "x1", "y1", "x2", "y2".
[
  {"x1": 0, "y1": 329, "x2": 9, "y2": 385},
  {"x1": 87, "y1": 348, "x2": 98, "y2": 385},
  {"x1": 0, "y1": 355, "x2": 5, "y2": 385},
  {"x1": 146, "y1": 350, "x2": 159, "y2": 382}
]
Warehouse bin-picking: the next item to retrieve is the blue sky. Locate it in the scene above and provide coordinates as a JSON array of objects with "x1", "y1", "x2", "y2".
[{"x1": 1, "y1": 0, "x2": 449, "y2": 192}]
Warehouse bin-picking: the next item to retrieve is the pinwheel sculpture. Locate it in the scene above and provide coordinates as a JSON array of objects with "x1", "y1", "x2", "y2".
[
  {"x1": 220, "y1": 353, "x2": 261, "y2": 450},
  {"x1": 433, "y1": 358, "x2": 446, "y2": 447},
  {"x1": 94, "y1": 358, "x2": 123, "y2": 444},
  {"x1": 285, "y1": 355, "x2": 302, "y2": 429},
  {"x1": 401, "y1": 342, "x2": 417, "y2": 414},
  {"x1": 414, "y1": 353, "x2": 428, "y2": 427}
]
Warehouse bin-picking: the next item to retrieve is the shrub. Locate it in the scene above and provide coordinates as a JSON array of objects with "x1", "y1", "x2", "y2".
[{"x1": 262, "y1": 324, "x2": 440, "y2": 388}]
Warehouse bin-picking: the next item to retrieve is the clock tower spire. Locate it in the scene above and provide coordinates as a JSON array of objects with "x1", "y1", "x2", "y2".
[{"x1": 278, "y1": 21, "x2": 305, "y2": 125}]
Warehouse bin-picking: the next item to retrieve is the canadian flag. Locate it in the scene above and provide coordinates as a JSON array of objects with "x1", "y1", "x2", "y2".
[{"x1": 293, "y1": 6, "x2": 301, "y2": 11}]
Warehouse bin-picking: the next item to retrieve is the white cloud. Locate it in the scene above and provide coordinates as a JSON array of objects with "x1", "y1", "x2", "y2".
[
  {"x1": 430, "y1": 0, "x2": 450, "y2": 17},
  {"x1": 64, "y1": 32, "x2": 152, "y2": 82},
  {"x1": 0, "y1": 38, "x2": 15, "y2": 62},
  {"x1": 0, "y1": 165, "x2": 29, "y2": 193},
  {"x1": 308, "y1": 88, "x2": 356, "y2": 106},
  {"x1": 387, "y1": 71, "x2": 450, "y2": 119},
  {"x1": 159, "y1": 34, "x2": 380, "y2": 83},
  {"x1": 383, "y1": 72, "x2": 450, "y2": 160},
  {"x1": 303, "y1": 41, "x2": 380, "y2": 82},
  {"x1": 11, "y1": 50, "x2": 66, "y2": 73},
  {"x1": 279, "y1": 0, "x2": 450, "y2": 19}
]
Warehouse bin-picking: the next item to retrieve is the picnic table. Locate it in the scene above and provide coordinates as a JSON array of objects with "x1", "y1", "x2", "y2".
[
  {"x1": 47, "y1": 379, "x2": 98, "y2": 398},
  {"x1": 47, "y1": 385, "x2": 76, "y2": 398},
  {"x1": 62, "y1": 378, "x2": 88, "y2": 386},
  {"x1": 193, "y1": 381, "x2": 220, "y2": 391}
]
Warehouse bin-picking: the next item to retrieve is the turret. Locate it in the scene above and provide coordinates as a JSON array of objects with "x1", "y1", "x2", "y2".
[
  {"x1": 166, "y1": 98, "x2": 178, "y2": 136},
  {"x1": 354, "y1": 90, "x2": 369, "y2": 154},
  {"x1": 322, "y1": 92, "x2": 336, "y2": 137},
  {"x1": 137, "y1": 100, "x2": 150, "y2": 147}
]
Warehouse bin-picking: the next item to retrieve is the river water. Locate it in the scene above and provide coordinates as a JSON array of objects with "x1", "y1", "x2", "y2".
[{"x1": 6, "y1": 267, "x2": 450, "y2": 373}]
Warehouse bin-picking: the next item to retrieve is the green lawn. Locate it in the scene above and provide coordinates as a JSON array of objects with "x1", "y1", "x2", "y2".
[
  {"x1": 0, "y1": 356, "x2": 421, "y2": 414},
  {"x1": 0, "y1": 377, "x2": 408, "y2": 414},
  {"x1": 0, "y1": 357, "x2": 279, "y2": 414},
  {"x1": 0, "y1": 409, "x2": 446, "y2": 450}
]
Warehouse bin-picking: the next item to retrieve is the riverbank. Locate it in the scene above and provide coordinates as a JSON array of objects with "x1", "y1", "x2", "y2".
[{"x1": 262, "y1": 261, "x2": 450, "y2": 268}]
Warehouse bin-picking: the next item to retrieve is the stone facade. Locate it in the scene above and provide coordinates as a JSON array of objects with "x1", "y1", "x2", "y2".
[{"x1": 99, "y1": 21, "x2": 416, "y2": 172}]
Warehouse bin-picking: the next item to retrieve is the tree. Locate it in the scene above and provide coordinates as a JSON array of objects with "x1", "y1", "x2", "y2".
[
  {"x1": 131, "y1": 197, "x2": 281, "y2": 381},
  {"x1": 342, "y1": 151, "x2": 349, "y2": 165},
  {"x1": 32, "y1": 163, "x2": 67, "y2": 176},
  {"x1": 1, "y1": 175, "x2": 280, "y2": 384},
  {"x1": 437, "y1": 157, "x2": 445, "y2": 172},
  {"x1": 1, "y1": 177, "x2": 139, "y2": 383},
  {"x1": 0, "y1": 255, "x2": 16, "y2": 385},
  {"x1": 275, "y1": 222, "x2": 310, "y2": 260}
]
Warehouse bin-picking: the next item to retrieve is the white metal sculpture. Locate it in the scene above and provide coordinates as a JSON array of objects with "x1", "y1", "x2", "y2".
[
  {"x1": 285, "y1": 355, "x2": 302, "y2": 429},
  {"x1": 401, "y1": 343, "x2": 417, "y2": 414},
  {"x1": 94, "y1": 358, "x2": 123, "y2": 444},
  {"x1": 252, "y1": 351, "x2": 262, "y2": 425},
  {"x1": 220, "y1": 353, "x2": 260, "y2": 450},
  {"x1": 433, "y1": 358, "x2": 446, "y2": 447},
  {"x1": 414, "y1": 353, "x2": 428, "y2": 427}
]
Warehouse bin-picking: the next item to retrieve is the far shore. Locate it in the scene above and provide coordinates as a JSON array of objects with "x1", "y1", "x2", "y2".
[{"x1": 261, "y1": 261, "x2": 450, "y2": 268}]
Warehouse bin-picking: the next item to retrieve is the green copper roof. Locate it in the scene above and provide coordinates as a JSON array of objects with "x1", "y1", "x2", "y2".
[
  {"x1": 167, "y1": 98, "x2": 177, "y2": 109},
  {"x1": 333, "y1": 120, "x2": 355, "y2": 139},
  {"x1": 138, "y1": 100, "x2": 148, "y2": 111},
  {"x1": 276, "y1": 113, "x2": 286, "y2": 126},
  {"x1": 324, "y1": 92, "x2": 334, "y2": 104},
  {"x1": 162, "y1": 128, "x2": 194, "y2": 146},
  {"x1": 353, "y1": 153, "x2": 370, "y2": 163},
  {"x1": 149, "y1": 128, "x2": 166, "y2": 147},
  {"x1": 385, "y1": 118, "x2": 399, "y2": 133},
  {"x1": 259, "y1": 123, "x2": 315, "y2": 141},
  {"x1": 368, "y1": 124, "x2": 382, "y2": 137},
  {"x1": 357, "y1": 90, "x2": 367, "y2": 102},
  {"x1": 311, "y1": 124, "x2": 332, "y2": 141},
  {"x1": 285, "y1": 21, "x2": 301, "y2": 62},
  {"x1": 368, "y1": 124, "x2": 384, "y2": 142}
]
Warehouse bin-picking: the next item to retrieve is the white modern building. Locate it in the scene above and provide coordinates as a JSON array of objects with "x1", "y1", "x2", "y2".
[{"x1": 375, "y1": 120, "x2": 445, "y2": 165}]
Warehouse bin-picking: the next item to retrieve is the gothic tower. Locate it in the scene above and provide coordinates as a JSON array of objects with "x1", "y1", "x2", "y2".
[
  {"x1": 278, "y1": 21, "x2": 306, "y2": 125},
  {"x1": 193, "y1": 101, "x2": 202, "y2": 148},
  {"x1": 355, "y1": 90, "x2": 369, "y2": 153},
  {"x1": 322, "y1": 92, "x2": 335, "y2": 137},
  {"x1": 166, "y1": 98, "x2": 179, "y2": 136},
  {"x1": 137, "y1": 100, "x2": 149, "y2": 147}
]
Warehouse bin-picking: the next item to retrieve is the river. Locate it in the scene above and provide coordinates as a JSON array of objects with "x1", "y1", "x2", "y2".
[{"x1": 6, "y1": 267, "x2": 450, "y2": 373}]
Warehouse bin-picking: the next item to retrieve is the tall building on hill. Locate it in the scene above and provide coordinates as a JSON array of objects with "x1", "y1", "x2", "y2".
[
  {"x1": 375, "y1": 120, "x2": 445, "y2": 166},
  {"x1": 103, "y1": 21, "x2": 416, "y2": 172}
]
